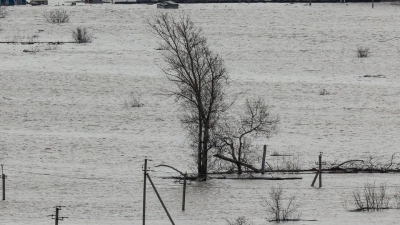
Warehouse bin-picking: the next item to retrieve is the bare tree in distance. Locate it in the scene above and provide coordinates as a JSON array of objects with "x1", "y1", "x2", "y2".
[
  {"x1": 149, "y1": 13, "x2": 229, "y2": 181},
  {"x1": 214, "y1": 98, "x2": 279, "y2": 174}
]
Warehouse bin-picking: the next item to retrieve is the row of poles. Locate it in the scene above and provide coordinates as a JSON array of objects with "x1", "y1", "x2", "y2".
[
  {"x1": 2, "y1": 165, "x2": 67, "y2": 225},
  {"x1": 1, "y1": 152, "x2": 323, "y2": 225},
  {"x1": 142, "y1": 151, "x2": 324, "y2": 225}
]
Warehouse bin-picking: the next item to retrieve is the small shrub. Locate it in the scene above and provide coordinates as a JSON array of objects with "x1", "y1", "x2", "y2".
[
  {"x1": 226, "y1": 216, "x2": 253, "y2": 225},
  {"x1": 319, "y1": 88, "x2": 330, "y2": 95},
  {"x1": 124, "y1": 90, "x2": 143, "y2": 108},
  {"x1": 26, "y1": 35, "x2": 39, "y2": 44},
  {"x1": 43, "y1": 9, "x2": 70, "y2": 23},
  {"x1": 263, "y1": 186, "x2": 300, "y2": 222},
  {"x1": 394, "y1": 188, "x2": 400, "y2": 209},
  {"x1": 350, "y1": 182, "x2": 390, "y2": 211},
  {"x1": 0, "y1": 5, "x2": 7, "y2": 18},
  {"x1": 357, "y1": 47, "x2": 369, "y2": 58},
  {"x1": 72, "y1": 27, "x2": 93, "y2": 43}
]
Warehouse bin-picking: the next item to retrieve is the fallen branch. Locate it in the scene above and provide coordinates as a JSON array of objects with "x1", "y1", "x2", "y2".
[
  {"x1": 155, "y1": 164, "x2": 185, "y2": 176},
  {"x1": 330, "y1": 160, "x2": 364, "y2": 170},
  {"x1": 213, "y1": 154, "x2": 261, "y2": 173},
  {"x1": 385, "y1": 153, "x2": 398, "y2": 170}
]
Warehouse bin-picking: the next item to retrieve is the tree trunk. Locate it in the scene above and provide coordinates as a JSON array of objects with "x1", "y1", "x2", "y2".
[
  {"x1": 199, "y1": 124, "x2": 209, "y2": 181},
  {"x1": 237, "y1": 146, "x2": 242, "y2": 174},
  {"x1": 198, "y1": 119, "x2": 202, "y2": 179}
]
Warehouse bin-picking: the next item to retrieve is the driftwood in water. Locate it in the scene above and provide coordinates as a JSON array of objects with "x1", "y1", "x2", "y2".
[
  {"x1": 162, "y1": 176, "x2": 301, "y2": 180},
  {"x1": 0, "y1": 41, "x2": 73, "y2": 44},
  {"x1": 213, "y1": 153, "x2": 261, "y2": 173},
  {"x1": 216, "y1": 177, "x2": 302, "y2": 180}
]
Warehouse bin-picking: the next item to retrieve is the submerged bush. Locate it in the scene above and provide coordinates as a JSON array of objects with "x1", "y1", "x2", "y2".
[
  {"x1": 349, "y1": 182, "x2": 390, "y2": 211},
  {"x1": 263, "y1": 186, "x2": 300, "y2": 222},
  {"x1": 72, "y1": 27, "x2": 93, "y2": 43},
  {"x1": 43, "y1": 9, "x2": 70, "y2": 23},
  {"x1": 226, "y1": 216, "x2": 253, "y2": 225},
  {"x1": 124, "y1": 90, "x2": 143, "y2": 108},
  {"x1": 357, "y1": 47, "x2": 369, "y2": 58}
]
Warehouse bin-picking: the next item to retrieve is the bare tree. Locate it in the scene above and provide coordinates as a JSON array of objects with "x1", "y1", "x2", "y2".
[
  {"x1": 149, "y1": 13, "x2": 229, "y2": 181},
  {"x1": 214, "y1": 98, "x2": 279, "y2": 174}
]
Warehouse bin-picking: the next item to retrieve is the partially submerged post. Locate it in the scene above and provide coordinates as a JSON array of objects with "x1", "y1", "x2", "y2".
[
  {"x1": 1, "y1": 165, "x2": 6, "y2": 200},
  {"x1": 311, "y1": 152, "x2": 323, "y2": 188},
  {"x1": 182, "y1": 172, "x2": 187, "y2": 211},
  {"x1": 319, "y1": 153, "x2": 322, "y2": 188}
]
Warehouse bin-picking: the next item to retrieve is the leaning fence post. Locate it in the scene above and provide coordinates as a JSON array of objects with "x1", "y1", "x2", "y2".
[{"x1": 311, "y1": 171, "x2": 319, "y2": 187}]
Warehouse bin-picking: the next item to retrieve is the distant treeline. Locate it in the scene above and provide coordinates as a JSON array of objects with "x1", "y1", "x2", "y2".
[{"x1": 131, "y1": 0, "x2": 383, "y2": 3}]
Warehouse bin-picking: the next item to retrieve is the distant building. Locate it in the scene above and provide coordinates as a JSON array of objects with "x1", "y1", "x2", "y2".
[
  {"x1": 85, "y1": 0, "x2": 102, "y2": 3},
  {"x1": 30, "y1": 0, "x2": 48, "y2": 5},
  {"x1": 0, "y1": 0, "x2": 26, "y2": 5}
]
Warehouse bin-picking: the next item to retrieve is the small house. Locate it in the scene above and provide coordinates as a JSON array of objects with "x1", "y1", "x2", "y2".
[{"x1": 157, "y1": 1, "x2": 178, "y2": 8}]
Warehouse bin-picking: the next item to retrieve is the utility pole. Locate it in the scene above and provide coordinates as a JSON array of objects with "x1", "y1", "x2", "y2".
[
  {"x1": 1, "y1": 165, "x2": 6, "y2": 200},
  {"x1": 142, "y1": 158, "x2": 149, "y2": 225},
  {"x1": 48, "y1": 206, "x2": 68, "y2": 225}
]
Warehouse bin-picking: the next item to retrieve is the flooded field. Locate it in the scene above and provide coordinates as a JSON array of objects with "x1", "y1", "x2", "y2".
[{"x1": 1, "y1": 2, "x2": 400, "y2": 224}]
